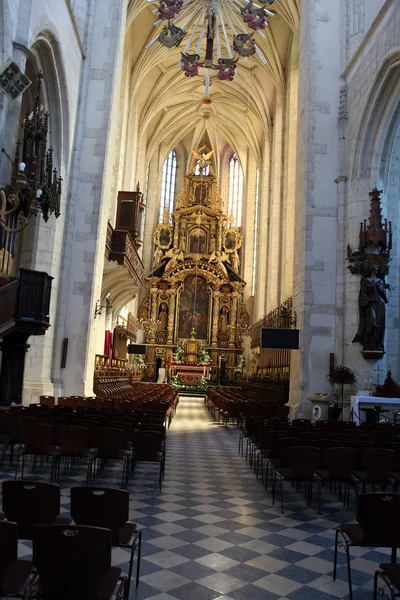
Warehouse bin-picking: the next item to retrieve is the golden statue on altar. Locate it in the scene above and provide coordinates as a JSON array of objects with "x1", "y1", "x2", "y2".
[
  {"x1": 185, "y1": 328, "x2": 198, "y2": 365},
  {"x1": 138, "y1": 142, "x2": 250, "y2": 383}
]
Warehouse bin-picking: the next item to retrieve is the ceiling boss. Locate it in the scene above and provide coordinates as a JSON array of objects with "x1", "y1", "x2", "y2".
[{"x1": 146, "y1": 0, "x2": 275, "y2": 98}]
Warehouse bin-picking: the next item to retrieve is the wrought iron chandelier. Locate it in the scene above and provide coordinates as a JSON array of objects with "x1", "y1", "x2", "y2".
[
  {"x1": 146, "y1": 0, "x2": 275, "y2": 98},
  {"x1": 0, "y1": 72, "x2": 62, "y2": 233}
]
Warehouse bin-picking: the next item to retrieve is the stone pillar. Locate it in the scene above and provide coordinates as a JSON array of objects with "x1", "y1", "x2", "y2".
[
  {"x1": 48, "y1": 0, "x2": 129, "y2": 397},
  {"x1": 254, "y1": 139, "x2": 271, "y2": 319},
  {"x1": 0, "y1": 0, "x2": 32, "y2": 186},
  {"x1": 211, "y1": 290, "x2": 221, "y2": 347},
  {"x1": 290, "y1": 0, "x2": 342, "y2": 417},
  {"x1": 267, "y1": 98, "x2": 284, "y2": 311},
  {"x1": 0, "y1": 333, "x2": 30, "y2": 405}
]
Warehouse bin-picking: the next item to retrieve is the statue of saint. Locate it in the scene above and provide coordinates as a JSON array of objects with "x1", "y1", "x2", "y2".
[
  {"x1": 153, "y1": 246, "x2": 163, "y2": 268},
  {"x1": 159, "y1": 302, "x2": 168, "y2": 331},
  {"x1": 353, "y1": 264, "x2": 388, "y2": 352},
  {"x1": 219, "y1": 306, "x2": 229, "y2": 334},
  {"x1": 231, "y1": 250, "x2": 240, "y2": 272},
  {"x1": 209, "y1": 250, "x2": 228, "y2": 277}
]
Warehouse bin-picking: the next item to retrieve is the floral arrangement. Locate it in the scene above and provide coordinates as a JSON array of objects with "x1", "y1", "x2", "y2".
[
  {"x1": 133, "y1": 354, "x2": 146, "y2": 370},
  {"x1": 198, "y1": 343, "x2": 212, "y2": 365},
  {"x1": 173, "y1": 342, "x2": 185, "y2": 364},
  {"x1": 170, "y1": 375, "x2": 208, "y2": 392},
  {"x1": 328, "y1": 365, "x2": 357, "y2": 385},
  {"x1": 235, "y1": 353, "x2": 246, "y2": 373}
]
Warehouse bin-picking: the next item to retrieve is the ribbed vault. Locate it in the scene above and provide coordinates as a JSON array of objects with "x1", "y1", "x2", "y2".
[{"x1": 125, "y1": 0, "x2": 298, "y2": 167}]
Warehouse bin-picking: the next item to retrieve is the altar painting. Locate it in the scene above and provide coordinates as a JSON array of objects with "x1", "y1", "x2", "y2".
[
  {"x1": 189, "y1": 228, "x2": 207, "y2": 254},
  {"x1": 178, "y1": 275, "x2": 209, "y2": 340}
]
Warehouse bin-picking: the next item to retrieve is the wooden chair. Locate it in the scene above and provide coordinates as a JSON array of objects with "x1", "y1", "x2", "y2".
[
  {"x1": 71, "y1": 487, "x2": 141, "y2": 596},
  {"x1": 2, "y1": 480, "x2": 72, "y2": 539},
  {"x1": 26, "y1": 525, "x2": 127, "y2": 600},
  {"x1": 333, "y1": 493, "x2": 400, "y2": 600},
  {"x1": 0, "y1": 521, "x2": 34, "y2": 597}
]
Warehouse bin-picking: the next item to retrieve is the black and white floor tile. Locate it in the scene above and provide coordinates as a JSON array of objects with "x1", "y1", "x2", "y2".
[{"x1": 1, "y1": 396, "x2": 393, "y2": 599}]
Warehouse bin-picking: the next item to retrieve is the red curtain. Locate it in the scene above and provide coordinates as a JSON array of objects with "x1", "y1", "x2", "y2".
[{"x1": 104, "y1": 330, "x2": 113, "y2": 362}]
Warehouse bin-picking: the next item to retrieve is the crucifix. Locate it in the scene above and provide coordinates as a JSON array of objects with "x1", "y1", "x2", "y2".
[{"x1": 374, "y1": 364, "x2": 383, "y2": 386}]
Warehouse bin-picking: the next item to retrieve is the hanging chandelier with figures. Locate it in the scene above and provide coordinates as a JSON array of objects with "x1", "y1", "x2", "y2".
[{"x1": 146, "y1": 0, "x2": 275, "y2": 97}]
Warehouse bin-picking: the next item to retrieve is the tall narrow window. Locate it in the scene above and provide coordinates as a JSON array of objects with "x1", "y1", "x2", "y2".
[
  {"x1": 159, "y1": 150, "x2": 177, "y2": 222},
  {"x1": 228, "y1": 154, "x2": 243, "y2": 226},
  {"x1": 252, "y1": 168, "x2": 260, "y2": 296}
]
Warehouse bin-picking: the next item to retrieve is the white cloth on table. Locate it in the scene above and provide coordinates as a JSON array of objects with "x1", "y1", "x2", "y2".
[{"x1": 157, "y1": 368, "x2": 166, "y2": 384}]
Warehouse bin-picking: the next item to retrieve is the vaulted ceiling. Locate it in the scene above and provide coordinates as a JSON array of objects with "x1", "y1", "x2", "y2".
[{"x1": 125, "y1": 0, "x2": 299, "y2": 167}]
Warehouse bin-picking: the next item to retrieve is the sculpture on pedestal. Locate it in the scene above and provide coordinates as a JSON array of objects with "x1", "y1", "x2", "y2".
[
  {"x1": 347, "y1": 188, "x2": 392, "y2": 359},
  {"x1": 353, "y1": 265, "x2": 388, "y2": 354}
]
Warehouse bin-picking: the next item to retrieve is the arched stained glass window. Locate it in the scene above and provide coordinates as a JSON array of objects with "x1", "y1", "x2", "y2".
[
  {"x1": 159, "y1": 150, "x2": 177, "y2": 222},
  {"x1": 228, "y1": 154, "x2": 243, "y2": 226}
]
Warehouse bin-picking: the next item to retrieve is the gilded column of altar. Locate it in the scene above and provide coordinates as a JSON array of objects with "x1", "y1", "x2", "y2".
[
  {"x1": 167, "y1": 286, "x2": 177, "y2": 345},
  {"x1": 173, "y1": 217, "x2": 180, "y2": 248},
  {"x1": 217, "y1": 217, "x2": 224, "y2": 250},
  {"x1": 211, "y1": 290, "x2": 221, "y2": 347},
  {"x1": 229, "y1": 291, "x2": 240, "y2": 347},
  {"x1": 149, "y1": 286, "x2": 158, "y2": 343}
]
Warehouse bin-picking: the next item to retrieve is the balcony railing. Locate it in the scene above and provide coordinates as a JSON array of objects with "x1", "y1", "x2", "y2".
[{"x1": 105, "y1": 223, "x2": 144, "y2": 287}]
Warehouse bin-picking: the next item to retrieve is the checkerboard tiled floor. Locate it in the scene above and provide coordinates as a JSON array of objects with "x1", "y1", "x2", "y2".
[{"x1": 1, "y1": 396, "x2": 393, "y2": 599}]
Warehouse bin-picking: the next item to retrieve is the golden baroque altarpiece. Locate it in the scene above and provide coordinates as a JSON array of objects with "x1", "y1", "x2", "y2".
[{"x1": 138, "y1": 153, "x2": 250, "y2": 382}]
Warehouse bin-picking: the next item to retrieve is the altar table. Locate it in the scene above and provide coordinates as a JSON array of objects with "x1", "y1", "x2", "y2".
[{"x1": 350, "y1": 395, "x2": 400, "y2": 425}]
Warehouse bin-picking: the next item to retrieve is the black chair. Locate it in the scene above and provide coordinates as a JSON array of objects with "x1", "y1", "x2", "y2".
[
  {"x1": 374, "y1": 563, "x2": 400, "y2": 599},
  {"x1": 333, "y1": 493, "x2": 400, "y2": 600},
  {"x1": 15, "y1": 423, "x2": 57, "y2": 480},
  {"x1": 2, "y1": 480, "x2": 72, "y2": 539},
  {"x1": 26, "y1": 525, "x2": 127, "y2": 600},
  {"x1": 352, "y1": 448, "x2": 395, "y2": 495},
  {"x1": 315, "y1": 446, "x2": 360, "y2": 512},
  {"x1": 273, "y1": 446, "x2": 320, "y2": 514},
  {"x1": 0, "y1": 521, "x2": 34, "y2": 597},
  {"x1": 71, "y1": 487, "x2": 141, "y2": 597},
  {"x1": 91, "y1": 428, "x2": 132, "y2": 488},
  {"x1": 131, "y1": 430, "x2": 165, "y2": 491},
  {"x1": 53, "y1": 425, "x2": 96, "y2": 482}
]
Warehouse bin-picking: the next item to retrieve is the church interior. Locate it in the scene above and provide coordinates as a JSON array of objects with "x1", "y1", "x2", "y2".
[{"x1": 0, "y1": 0, "x2": 400, "y2": 598}]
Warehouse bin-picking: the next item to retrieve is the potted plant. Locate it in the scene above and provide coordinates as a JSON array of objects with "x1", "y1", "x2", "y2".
[{"x1": 328, "y1": 365, "x2": 357, "y2": 417}]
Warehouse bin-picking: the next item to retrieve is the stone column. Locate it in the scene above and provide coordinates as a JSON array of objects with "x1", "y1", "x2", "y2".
[
  {"x1": 211, "y1": 290, "x2": 221, "y2": 347},
  {"x1": 0, "y1": 333, "x2": 30, "y2": 405},
  {"x1": 167, "y1": 285, "x2": 177, "y2": 344},
  {"x1": 290, "y1": 0, "x2": 342, "y2": 418},
  {"x1": 266, "y1": 98, "x2": 284, "y2": 311}
]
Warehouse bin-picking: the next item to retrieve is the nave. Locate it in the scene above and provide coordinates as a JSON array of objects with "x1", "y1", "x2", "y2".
[{"x1": 125, "y1": 397, "x2": 384, "y2": 600}]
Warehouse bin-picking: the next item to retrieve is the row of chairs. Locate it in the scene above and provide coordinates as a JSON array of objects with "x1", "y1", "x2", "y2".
[
  {"x1": 1, "y1": 415, "x2": 166, "y2": 489},
  {"x1": 206, "y1": 387, "x2": 288, "y2": 426},
  {"x1": 0, "y1": 480, "x2": 141, "y2": 598},
  {"x1": 240, "y1": 416, "x2": 400, "y2": 513},
  {"x1": 40, "y1": 383, "x2": 178, "y2": 409}
]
